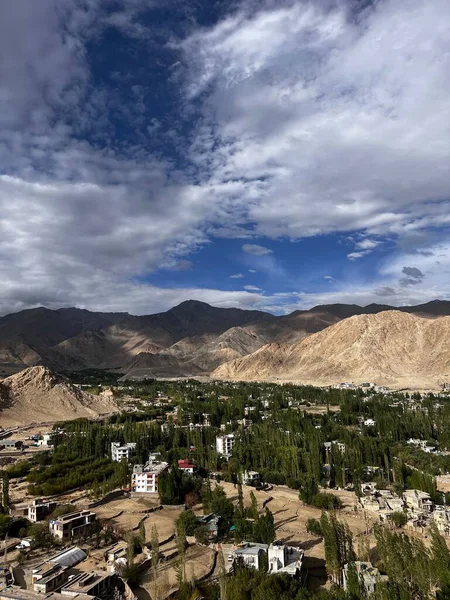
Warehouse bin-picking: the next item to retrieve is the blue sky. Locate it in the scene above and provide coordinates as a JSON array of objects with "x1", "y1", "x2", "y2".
[{"x1": 0, "y1": 0, "x2": 449, "y2": 315}]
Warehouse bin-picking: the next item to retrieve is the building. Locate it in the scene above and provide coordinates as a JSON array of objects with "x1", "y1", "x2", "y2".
[
  {"x1": 216, "y1": 434, "x2": 235, "y2": 458},
  {"x1": 131, "y1": 459, "x2": 168, "y2": 494},
  {"x1": 61, "y1": 571, "x2": 123, "y2": 599},
  {"x1": 28, "y1": 499, "x2": 58, "y2": 523},
  {"x1": 111, "y1": 442, "x2": 136, "y2": 463},
  {"x1": 32, "y1": 547, "x2": 87, "y2": 593},
  {"x1": 342, "y1": 561, "x2": 387, "y2": 595},
  {"x1": 268, "y1": 541, "x2": 304, "y2": 577},
  {"x1": 403, "y1": 489, "x2": 433, "y2": 513},
  {"x1": 49, "y1": 511, "x2": 97, "y2": 541},
  {"x1": 37, "y1": 431, "x2": 64, "y2": 447},
  {"x1": 177, "y1": 459, "x2": 195, "y2": 474},
  {"x1": 231, "y1": 542, "x2": 268, "y2": 570},
  {"x1": 0, "y1": 440, "x2": 23, "y2": 450},
  {"x1": 104, "y1": 542, "x2": 128, "y2": 565},
  {"x1": 242, "y1": 471, "x2": 261, "y2": 486},
  {"x1": 197, "y1": 514, "x2": 220, "y2": 539}
]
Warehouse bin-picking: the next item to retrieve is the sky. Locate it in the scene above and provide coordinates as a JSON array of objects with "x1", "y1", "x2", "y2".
[{"x1": 0, "y1": 0, "x2": 449, "y2": 316}]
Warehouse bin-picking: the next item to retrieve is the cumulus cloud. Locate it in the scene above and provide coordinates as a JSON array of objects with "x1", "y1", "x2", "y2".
[
  {"x1": 0, "y1": 0, "x2": 449, "y2": 315},
  {"x1": 242, "y1": 244, "x2": 273, "y2": 255}
]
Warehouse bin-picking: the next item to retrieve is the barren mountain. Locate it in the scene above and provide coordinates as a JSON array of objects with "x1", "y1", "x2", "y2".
[
  {"x1": 0, "y1": 366, "x2": 119, "y2": 426},
  {"x1": 1, "y1": 300, "x2": 450, "y2": 379},
  {"x1": 213, "y1": 311, "x2": 450, "y2": 388}
]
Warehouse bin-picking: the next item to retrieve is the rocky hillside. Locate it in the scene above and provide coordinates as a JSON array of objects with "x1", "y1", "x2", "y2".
[
  {"x1": 1, "y1": 300, "x2": 450, "y2": 379},
  {"x1": 213, "y1": 311, "x2": 450, "y2": 389},
  {"x1": 0, "y1": 366, "x2": 119, "y2": 426}
]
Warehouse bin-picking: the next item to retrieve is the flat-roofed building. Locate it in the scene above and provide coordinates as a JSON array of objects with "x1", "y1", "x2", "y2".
[
  {"x1": 111, "y1": 442, "x2": 136, "y2": 463},
  {"x1": 28, "y1": 499, "x2": 58, "y2": 522},
  {"x1": 49, "y1": 511, "x2": 97, "y2": 541},
  {"x1": 61, "y1": 571, "x2": 122, "y2": 600},
  {"x1": 131, "y1": 459, "x2": 168, "y2": 494}
]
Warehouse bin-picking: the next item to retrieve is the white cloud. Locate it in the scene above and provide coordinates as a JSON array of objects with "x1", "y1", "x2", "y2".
[
  {"x1": 230, "y1": 273, "x2": 245, "y2": 279},
  {"x1": 355, "y1": 239, "x2": 380, "y2": 250},
  {"x1": 181, "y1": 0, "x2": 450, "y2": 242},
  {"x1": 243, "y1": 285, "x2": 261, "y2": 291},
  {"x1": 242, "y1": 243, "x2": 273, "y2": 255},
  {"x1": 0, "y1": 0, "x2": 449, "y2": 316},
  {"x1": 347, "y1": 251, "x2": 370, "y2": 260},
  {"x1": 324, "y1": 275, "x2": 334, "y2": 281},
  {"x1": 248, "y1": 269, "x2": 257, "y2": 273}
]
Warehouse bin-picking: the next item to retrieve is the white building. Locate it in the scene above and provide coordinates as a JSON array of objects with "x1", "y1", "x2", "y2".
[
  {"x1": 216, "y1": 434, "x2": 235, "y2": 458},
  {"x1": 111, "y1": 442, "x2": 136, "y2": 463},
  {"x1": 403, "y1": 489, "x2": 433, "y2": 513},
  {"x1": 342, "y1": 561, "x2": 387, "y2": 595},
  {"x1": 242, "y1": 471, "x2": 261, "y2": 486},
  {"x1": 268, "y1": 541, "x2": 304, "y2": 577},
  {"x1": 131, "y1": 459, "x2": 168, "y2": 494}
]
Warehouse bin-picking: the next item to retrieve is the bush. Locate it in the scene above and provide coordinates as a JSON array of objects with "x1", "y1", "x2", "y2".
[
  {"x1": 306, "y1": 518, "x2": 322, "y2": 536},
  {"x1": 391, "y1": 511, "x2": 407, "y2": 528}
]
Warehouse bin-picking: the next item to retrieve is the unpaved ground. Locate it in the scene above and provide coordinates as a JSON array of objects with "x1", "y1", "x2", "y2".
[
  {"x1": 94, "y1": 497, "x2": 159, "y2": 533},
  {"x1": 138, "y1": 544, "x2": 216, "y2": 600},
  {"x1": 217, "y1": 482, "x2": 375, "y2": 590},
  {"x1": 144, "y1": 507, "x2": 184, "y2": 543}
]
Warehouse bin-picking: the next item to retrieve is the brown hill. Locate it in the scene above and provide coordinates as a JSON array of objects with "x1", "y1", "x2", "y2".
[
  {"x1": 1, "y1": 300, "x2": 450, "y2": 378},
  {"x1": 212, "y1": 311, "x2": 450, "y2": 389},
  {"x1": 0, "y1": 366, "x2": 119, "y2": 426}
]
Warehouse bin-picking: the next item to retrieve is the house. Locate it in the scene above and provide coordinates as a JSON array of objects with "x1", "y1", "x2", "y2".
[
  {"x1": 37, "y1": 431, "x2": 64, "y2": 447},
  {"x1": 111, "y1": 442, "x2": 136, "y2": 463},
  {"x1": 268, "y1": 541, "x2": 304, "y2": 577},
  {"x1": 242, "y1": 471, "x2": 261, "y2": 486},
  {"x1": 197, "y1": 514, "x2": 220, "y2": 539},
  {"x1": 231, "y1": 542, "x2": 268, "y2": 570},
  {"x1": 49, "y1": 511, "x2": 97, "y2": 541},
  {"x1": 61, "y1": 571, "x2": 123, "y2": 600},
  {"x1": 131, "y1": 459, "x2": 168, "y2": 494},
  {"x1": 104, "y1": 542, "x2": 128, "y2": 564},
  {"x1": 28, "y1": 498, "x2": 58, "y2": 522},
  {"x1": 403, "y1": 489, "x2": 433, "y2": 513},
  {"x1": 177, "y1": 459, "x2": 195, "y2": 474},
  {"x1": 342, "y1": 562, "x2": 387, "y2": 595},
  {"x1": 0, "y1": 440, "x2": 23, "y2": 450},
  {"x1": 216, "y1": 434, "x2": 235, "y2": 458},
  {"x1": 32, "y1": 547, "x2": 87, "y2": 593}
]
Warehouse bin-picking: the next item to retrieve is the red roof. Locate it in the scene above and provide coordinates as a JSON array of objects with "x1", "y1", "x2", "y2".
[{"x1": 178, "y1": 459, "x2": 195, "y2": 469}]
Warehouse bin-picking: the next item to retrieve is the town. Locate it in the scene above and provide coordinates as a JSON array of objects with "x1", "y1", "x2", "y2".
[{"x1": 2, "y1": 376, "x2": 450, "y2": 599}]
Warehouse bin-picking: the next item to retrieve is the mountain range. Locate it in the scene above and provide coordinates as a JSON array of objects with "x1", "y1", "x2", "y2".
[{"x1": 1, "y1": 299, "x2": 450, "y2": 388}]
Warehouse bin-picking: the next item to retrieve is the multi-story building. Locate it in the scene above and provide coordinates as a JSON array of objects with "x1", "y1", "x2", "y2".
[
  {"x1": 231, "y1": 542, "x2": 268, "y2": 570},
  {"x1": 216, "y1": 434, "x2": 235, "y2": 458},
  {"x1": 111, "y1": 442, "x2": 136, "y2": 463},
  {"x1": 28, "y1": 499, "x2": 58, "y2": 522},
  {"x1": 268, "y1": 541, "x2": 304, "y2": 577},
  {"x1": 49, "y1": 511, "x2": 97, "y2": 541},
  {"x1": 131, "y1": 459, "x2": 169, "y2": 494},
  {"x1": 32, "y1": 547, "x2": 87, "y2": 593}
]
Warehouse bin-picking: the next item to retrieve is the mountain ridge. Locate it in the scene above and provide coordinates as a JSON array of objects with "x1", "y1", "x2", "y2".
[{"x1": 1, "y1": 300, "x2": 450, "y2": 379}]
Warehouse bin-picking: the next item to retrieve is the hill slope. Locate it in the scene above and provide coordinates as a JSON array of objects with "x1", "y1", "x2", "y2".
[
  {"x1": 213, "y1": 311, "x2": 450, "y2": 388},
  {"x1": 0, "y1": 366, "x2": 119, "y2": 426}
]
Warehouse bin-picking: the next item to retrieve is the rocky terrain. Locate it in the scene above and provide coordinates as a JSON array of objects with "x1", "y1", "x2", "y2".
[
  {"x1": 213, "y1": 311, "x2": 450, "y2": 389},
  {"x1": 0, "y1": 366, "x2": 119, "y2": 426},
  {"x1": 0, "y1": 299, "x2": 450, "y2": 383}
]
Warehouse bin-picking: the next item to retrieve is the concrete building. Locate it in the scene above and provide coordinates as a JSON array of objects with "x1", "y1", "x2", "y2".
[
  {"x1": 177, "y1": 459, "x2": 195, "y2": 474},
  {"x1": 242, "y1": 471, "x2": 261, "y2": 486},
  {"x1": 111, "y1": 442, "x2": 136, "y2": 463},
  {"x1": 268, "y1": 541, "x2": 304, "y2": 577},
  {"x1": 231, "y1": 542, "x2": 268, "y2": 570},
  {"x1": 131, "y1": 459, "x2": 168, "y2": 494},
  {"x1": 0, "y1": 440, "x2": 23, "y2": 450},
  {"x1": 32, "y1": 547, "x2": 87, "y2": 593},
  {"x1": 216, "y1": 434, "x2": 235, "y2": 458},
  {"x1": 61, "y1": 571, "x2": 123, "y2": 599},
  {"x1": 28, "y1": 499, "x2": 58, "y2": 523},
  {"x1": 49, "y1": 511, "x2": 97, "y2": 541},
  {"x1": 403, "y1": 489, "x2": 433, "y2": 513},
  {"x1": 342, "y1": 562, "x2": 387, "y2": 595}
]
